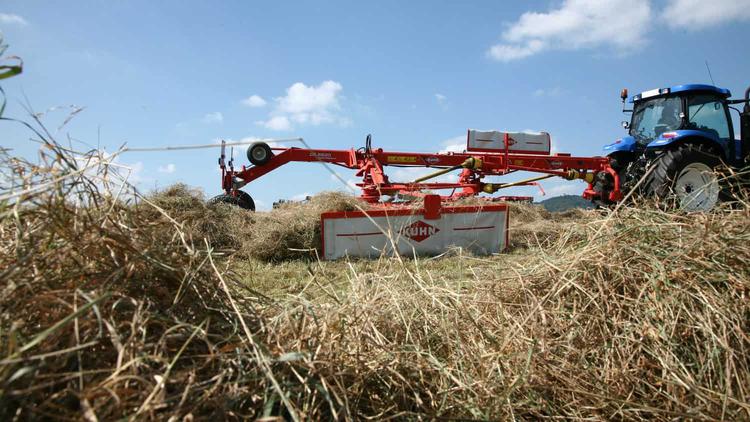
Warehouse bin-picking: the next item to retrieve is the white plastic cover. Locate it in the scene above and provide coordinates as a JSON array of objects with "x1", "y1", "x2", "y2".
[
  {"x1": 467, "y1": 129, "x2": 551, "y2": 154},
  {"x1": 322, "y1": 206, "x2": 508, "y2": 260}
]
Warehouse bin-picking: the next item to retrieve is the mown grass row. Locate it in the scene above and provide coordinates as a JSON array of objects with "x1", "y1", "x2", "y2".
[{"x1": 1, "y1": 131, "x2": 748, "y2": 420}]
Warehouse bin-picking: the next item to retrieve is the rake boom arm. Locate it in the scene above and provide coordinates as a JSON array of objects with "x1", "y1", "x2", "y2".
[{"x1": 223, "y1": 143, "x2": 619, "y2": 203}]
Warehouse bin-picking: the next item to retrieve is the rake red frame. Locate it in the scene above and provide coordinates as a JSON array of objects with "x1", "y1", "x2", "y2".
[{"x1": 219, "y1": 133, "x2": 620, "y2": 204}]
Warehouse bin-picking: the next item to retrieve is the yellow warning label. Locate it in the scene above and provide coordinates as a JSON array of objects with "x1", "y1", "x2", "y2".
[{"x1": 387, "y1": 155, "x2": 418, "y2": 163}]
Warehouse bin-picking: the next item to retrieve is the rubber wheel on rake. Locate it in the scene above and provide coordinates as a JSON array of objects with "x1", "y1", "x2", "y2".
[
  {"x1": 247, "y1": 142, "x2": 273, "y2": 166},
  {"x1": 643, "y1": 144, "x2": 722, "y2": 211},
  {"x1": 209, "y1": 190, "x2": 256, "y2": 211}
]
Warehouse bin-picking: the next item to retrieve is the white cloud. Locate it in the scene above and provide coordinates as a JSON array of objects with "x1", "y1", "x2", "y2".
[
  {"x1": 202, "y1": 112, "x2": 223, "y2": 124},
  {"x1": 158, "y1": 163, "x2": 176, "y2": 174},
  {"x1": 260, "y1": 115, "x2": 292, "y2": 131},
  {"x1": 439, "y1": 135, "x2": 466, "y2": 153},
  {"x1": 241, "y1": 95, "x2": 267, "y2": 107},
  {"x1": 278, "y1": 81, "x2": 341, "y2": 115},
  {"x1": 487, "y1": 0, "x2": 651, "y2": 61},
  {"x1": 258, "y1": 80, "x2": 346, "y2": 131},
  {"x1": 0, "y1": 13, "x2": 28, "y2": 26},
  {"x1": 488, "y1": 40, "x2": 545, "y2": 62},
  {"x1": 662, "y1": 0, "x2": 750, "y2": 29},
  {"x1": 435, "y1": 93, "x2": 447, "y2": 104}
]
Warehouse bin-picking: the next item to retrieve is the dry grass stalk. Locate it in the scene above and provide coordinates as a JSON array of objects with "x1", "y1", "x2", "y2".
[{"x1": 1, "y1": 115, "x2": 749, "y2": 420}]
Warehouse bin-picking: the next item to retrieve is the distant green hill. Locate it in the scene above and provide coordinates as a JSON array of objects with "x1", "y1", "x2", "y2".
[{"x1": 537, "y1": 195, "x2": 595, "y2": 212}]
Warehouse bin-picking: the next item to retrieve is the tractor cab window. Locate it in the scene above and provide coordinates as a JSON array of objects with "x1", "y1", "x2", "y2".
[
  {"x1": 686, "y1": 94, "x2": 731, "y2": 140},
  {"x1": 630, "y1": 96, "x2": 683, "y2": 143}
]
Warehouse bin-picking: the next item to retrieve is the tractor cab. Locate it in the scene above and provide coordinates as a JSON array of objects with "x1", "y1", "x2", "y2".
[{"x1": 622, "y1": 85, "x2": 740, "y2": 162}]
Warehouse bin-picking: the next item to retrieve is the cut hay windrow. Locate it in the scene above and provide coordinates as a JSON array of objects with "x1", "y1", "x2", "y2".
[
  {"x1": 1, "y1": 131, "x2": 749, "y2": 420},
  {"x1": 149, "y1": 185, "x2": 586, "y2": 260}
]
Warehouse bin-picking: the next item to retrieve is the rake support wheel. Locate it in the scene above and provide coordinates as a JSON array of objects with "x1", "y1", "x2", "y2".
[
  {"x1": 209, "y1": 190, "x2": 256, "y2": 211},
  {"x1": 247, "y1": 142, "x2": 273, "y2": 166}
]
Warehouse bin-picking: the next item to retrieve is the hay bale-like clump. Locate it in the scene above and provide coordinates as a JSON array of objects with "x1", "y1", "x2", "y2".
[
  {"x1": 508, "y1": 202, "x2": 591, "y2": 249},
  {"x1": 235, "y1": 191, "x2": 362, "y2": 261},
  {"x1": 141, "y1": 187, "x2": 363, "y2": 261}
]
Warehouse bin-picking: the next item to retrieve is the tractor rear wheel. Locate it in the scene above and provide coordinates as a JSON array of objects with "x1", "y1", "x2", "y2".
[
  {"x1": 209, "y1": 190, "x2": 256, "y2": 211},
  {"x1": 644, "y1": 144, "x2": 721, "y2": 211}
]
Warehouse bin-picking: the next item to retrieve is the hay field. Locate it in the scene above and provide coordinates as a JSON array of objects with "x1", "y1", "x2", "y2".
[{"x1": 1, "y1": 142, "x2": 749, "y2": 421}]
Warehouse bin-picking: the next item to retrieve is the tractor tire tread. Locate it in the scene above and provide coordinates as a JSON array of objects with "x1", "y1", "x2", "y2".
[{"x1": 643, "y1": 143, "x2": 721, "y2": 205}]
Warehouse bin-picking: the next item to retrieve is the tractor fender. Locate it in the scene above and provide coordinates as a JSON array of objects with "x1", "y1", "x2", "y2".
[
  {"x1": 646, "y1": 130, "x2": 726, "y2": 160},
  {"x1": 603, "y1": 136, "x2": 637, "y2": 154}
]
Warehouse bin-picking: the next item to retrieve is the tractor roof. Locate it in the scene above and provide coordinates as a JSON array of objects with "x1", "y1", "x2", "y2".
[{"x1": 632, "y1": 84, "x2": 731, "y2": 103}]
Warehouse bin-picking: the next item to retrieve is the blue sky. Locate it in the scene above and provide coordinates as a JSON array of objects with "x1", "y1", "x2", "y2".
[{"x1": 2, "y1": 0, "x2": 749, "y2": 209}]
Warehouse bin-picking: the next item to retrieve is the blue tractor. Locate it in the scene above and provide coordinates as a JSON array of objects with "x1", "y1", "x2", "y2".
[{"x1": 599, "y1": 84, "x2": 750, "y2": 211}]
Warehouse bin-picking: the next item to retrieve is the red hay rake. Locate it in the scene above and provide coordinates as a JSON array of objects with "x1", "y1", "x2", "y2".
[{"x1": 218, "y1": 130, "x2": 620, "y2": 207}]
